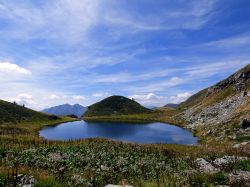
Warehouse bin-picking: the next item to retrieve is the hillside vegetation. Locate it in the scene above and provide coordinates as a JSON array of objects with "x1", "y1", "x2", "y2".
[
  {"x1": 0, "y1": 100, "x2": 59, "y2": 124},
  {"x1": 84, "y1": 95, "x2": 152, "y2": 118}
]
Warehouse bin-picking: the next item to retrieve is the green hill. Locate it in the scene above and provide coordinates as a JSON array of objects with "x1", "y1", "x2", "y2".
[
  {"x1": 83, "y1": 95, "x2": 152, "y2": 117},
  {"x1": 0, "y1": 99, "x2": 59, "y2": 124}
]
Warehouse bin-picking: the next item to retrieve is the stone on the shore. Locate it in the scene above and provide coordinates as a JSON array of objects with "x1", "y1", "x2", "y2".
[{"x1": 195, "y1": 158, "x2": 220, "y2": 174}]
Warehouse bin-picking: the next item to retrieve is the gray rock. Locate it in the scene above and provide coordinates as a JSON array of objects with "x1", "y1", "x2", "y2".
[
  {"x1": 213, "y1": 156, "x2": 248, "y2": 168},
  {"x1": 229, "y1": 171, "x2": 250, "y2": 186},
  {"x1": 17, "y1": 174, "x2": 35, "y2": 186},
  {"x1": 195, "y1": 158, "x2": 220, "y2": 174}
]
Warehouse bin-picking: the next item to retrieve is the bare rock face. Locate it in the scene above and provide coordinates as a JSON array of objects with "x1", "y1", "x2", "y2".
[
  {"x1": 183, "y1": 95, "x2": 247, "y2": 129},
  {"x1": 195, "y1": 158, "x2": 220, "y2": 174}
]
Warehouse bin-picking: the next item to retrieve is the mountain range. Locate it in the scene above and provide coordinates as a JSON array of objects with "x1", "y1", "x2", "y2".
[{"x1": 42, "y1": 104, "x2": 86, "y2": 118}]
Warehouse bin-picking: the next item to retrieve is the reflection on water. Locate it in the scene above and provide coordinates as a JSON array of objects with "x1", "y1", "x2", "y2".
[{"x1": 39, "y1": 120, "x2": 198, "y2": 145}]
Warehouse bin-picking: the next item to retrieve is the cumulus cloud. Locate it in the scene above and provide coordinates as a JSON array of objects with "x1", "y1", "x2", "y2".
[
  {"x1": 129, "y1": 92, "x2": 192, "y2": 107},
  {"x1": 0, "y1": 62, "x2": 31, "y2": 75},
  {"x1": 129, "y1": 93, "x2": 163, "y2": 106},
  {"x1": 170, "y1": 92, "x2": 192, "y2": 104},
  {"x1": 8, "y1": 93, "x2": 37, "y2": 108},
  {"x1": 49, "y1": 94, "x2": 60, "y2": 99}
]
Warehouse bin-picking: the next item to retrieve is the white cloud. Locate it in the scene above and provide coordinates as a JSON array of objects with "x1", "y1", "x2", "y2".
[
  {"x1": 170, "y1": 92, "x2": 192, "y2": 104},
  {"x1": 49, "y1": 94, "x2": 60, "y2": 99},
  {"x1": 204, "y1": 34, "x2": 250, "y2": 49},
  {"x1": 72, "y1": 95, "x2": 85, "y2": 100},
  {"x1": 129, "y1": 92, "x2": 192, "y2": 107},
  {"x1": 8, "y1": 93, "x2": 37, "y2": 108},
  {"x1": 129, "y1": 93, "x2": 164, "y2": 106},
  {"x1": 0, "y1": 0, "x2": 101, "y2": 44},
  {"x1": 0, "y1": 62, "x2": 31, "y2": 75},
  {"x1": 92, "y1": 92, "x2": 110, "y2": 97},
  {"x1": 105, "y1": 0, "x2": 216, "y2": 32}
]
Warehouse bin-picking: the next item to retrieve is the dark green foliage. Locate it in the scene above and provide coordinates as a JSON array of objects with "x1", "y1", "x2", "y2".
[
  {"x1": 0, "y1": 173, "x2": 6, "y2": 187},
  {"x1": 240, "y1": 119, "x2": 250, "y2": 129},
  {"x1": 0, "y1": 99, "x2": 59, "y2": 124},
  {"x1": 235, "y1": 160, "x2": 250, "y2": 171},
  {"x1": 84, "y1": 95, "x2": 152, "y2": 117},
  {"x1": 211, "y1": 172, "x2": 229, "y2": 185}
]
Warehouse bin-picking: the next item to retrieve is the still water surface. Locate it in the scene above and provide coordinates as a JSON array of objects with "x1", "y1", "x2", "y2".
[{"x1": 39, "y1": 120, "x2": 198, "y2": 144}]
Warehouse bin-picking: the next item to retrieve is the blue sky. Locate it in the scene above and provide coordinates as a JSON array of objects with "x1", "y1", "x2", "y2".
[{"x1": 0, "y1": 0, "x2": 250, "y2": 109}]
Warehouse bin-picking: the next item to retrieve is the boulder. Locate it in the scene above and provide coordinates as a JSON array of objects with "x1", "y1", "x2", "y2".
[{"x1": 195, "y1": 158, "x2": 220, "y2": 174}]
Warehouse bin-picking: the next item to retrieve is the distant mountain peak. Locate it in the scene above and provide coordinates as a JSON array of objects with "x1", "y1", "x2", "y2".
[
  {"x1": 42, "y1": 104, "x2": 86, "y2": 118},
  {"x1": 164, "y1": 103, "x2": 178, "y2": 108}
]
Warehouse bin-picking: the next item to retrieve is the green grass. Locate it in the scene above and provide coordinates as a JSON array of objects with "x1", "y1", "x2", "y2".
[{"x1": 84, "y1": 107, "x2": 183, "y2": 126}]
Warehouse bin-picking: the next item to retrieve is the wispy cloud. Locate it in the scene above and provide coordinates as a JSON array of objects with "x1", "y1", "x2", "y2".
[
  {"x1": 0, "y1": 0, "x2": 101, "y2": 44},
  {"x1": 105, "y1": 0, "x2": 217, "y2": 32}
]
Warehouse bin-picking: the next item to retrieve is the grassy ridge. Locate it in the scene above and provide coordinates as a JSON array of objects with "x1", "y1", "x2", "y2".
[{"x1": 0, "y1": 99, "x2": 59, "y2": 124}]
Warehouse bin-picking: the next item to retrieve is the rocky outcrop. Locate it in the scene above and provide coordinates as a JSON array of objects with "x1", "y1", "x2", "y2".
[
  {"x1": 195, "y1": 156, "x2": 250, "y2": 186},
  {"x1": 195, "y1": 158, "x2": 220, "y2": 174},
  {"x1": 213, "y1": 156, "x2": 247, "y2": 168},
  {"x1": 182, "y1": 95, "x2": 247, "y2": 129},
  {"x1": 229, "y1": 171, "x2": 250, "y2": 186},
  {"x1": 207, "y1": 68, "x2": 250, "y2": 95}
]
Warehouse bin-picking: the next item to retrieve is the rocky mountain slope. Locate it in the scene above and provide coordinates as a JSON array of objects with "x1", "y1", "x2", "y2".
[
  {"x1": 83, "y1": 95, "x2": 152, "y2": 117},
  {"x1": 42, "y1": 104, "x2": 86, "y2": 118},
  {"x1": 177, "y1": 64, "x2": 250, "y2": 143}
]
